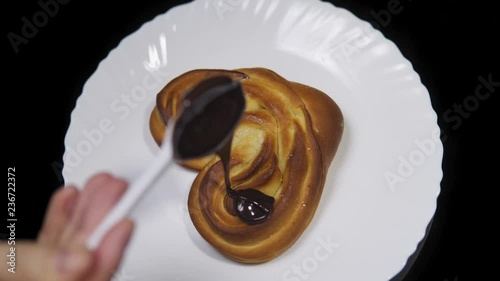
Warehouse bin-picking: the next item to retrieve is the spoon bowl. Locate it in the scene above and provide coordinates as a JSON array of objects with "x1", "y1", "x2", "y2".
[{"x1": 86, "y1": 76, "x2": 246, "y2": 250}]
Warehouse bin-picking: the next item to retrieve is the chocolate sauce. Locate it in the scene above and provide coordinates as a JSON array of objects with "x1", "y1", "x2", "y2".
[
  {"x1": 218, "y1": 136, "x2": 275, "y2": 225},
  {"x1": 173, "y1": 76, "x2": 275, "y2": 225}
]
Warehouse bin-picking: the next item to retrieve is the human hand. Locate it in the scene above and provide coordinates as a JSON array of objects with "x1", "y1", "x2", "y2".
[{"x1": 1, "y1": 173, "x2": 134, "y2": 281}]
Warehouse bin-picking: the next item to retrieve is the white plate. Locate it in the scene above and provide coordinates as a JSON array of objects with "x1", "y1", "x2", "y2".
[{"x1": 63, "y1": 0, "x2": 443, "y2": 280}]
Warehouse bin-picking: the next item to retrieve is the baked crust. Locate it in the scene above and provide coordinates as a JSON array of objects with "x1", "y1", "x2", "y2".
[{"x1": 150, "y1": 68, "x2": 343, "y2": 263}]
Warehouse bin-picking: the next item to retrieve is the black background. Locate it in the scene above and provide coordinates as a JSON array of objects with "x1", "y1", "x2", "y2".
[{"x1": 4, "y1": 0, "x2": 498, "y2": 280}]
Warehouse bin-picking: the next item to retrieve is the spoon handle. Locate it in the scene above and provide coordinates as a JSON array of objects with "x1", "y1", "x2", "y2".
[{"x1": 86, "y1": 130, "x2": 174, "y2": 250}]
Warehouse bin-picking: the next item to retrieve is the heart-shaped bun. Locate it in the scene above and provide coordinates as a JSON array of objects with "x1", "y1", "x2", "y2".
[{"x1": 150, "y1": 68, "x2": 343, "y2": 263}]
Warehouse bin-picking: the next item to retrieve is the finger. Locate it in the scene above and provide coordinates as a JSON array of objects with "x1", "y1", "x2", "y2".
[
  {"x1": 0, "y1": 241, "x2": 92, "y2": 281},
  {"x1": 61, "y1": 173, "x2": 129, "y2": 248},
  {"x1": 60, "y1": 173, "x2": 116, "y2": 244},
  {"x1": 76, "y1": 176, "x2": 128, "y2": 238},
  {"x1": 68, "y1": 173, "x2": 115, "y2": 228},
  {"x1": 38, "y1": 186, "x2": 79, "y2": 245},
  {"x1": 53, "y1": 246, "x2": 93, "y2": 281},
  {"x1": 90, "y1": 219, "x2": 135, "y2": 281}
]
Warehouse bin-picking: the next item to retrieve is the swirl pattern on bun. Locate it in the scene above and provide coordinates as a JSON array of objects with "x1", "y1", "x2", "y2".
[{"x1": 150, "y1": 68, "x2": 343, "y2": 263}]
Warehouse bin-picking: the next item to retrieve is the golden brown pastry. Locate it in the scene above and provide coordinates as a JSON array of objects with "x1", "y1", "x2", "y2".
[{"x1": 150, "y1": 68, "x2": 343, "y2": 263}]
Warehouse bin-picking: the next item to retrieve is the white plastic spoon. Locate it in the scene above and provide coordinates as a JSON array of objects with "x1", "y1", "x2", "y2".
[{"x1": 86, "y1": 76, "x2": 246, "y2": 250}]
